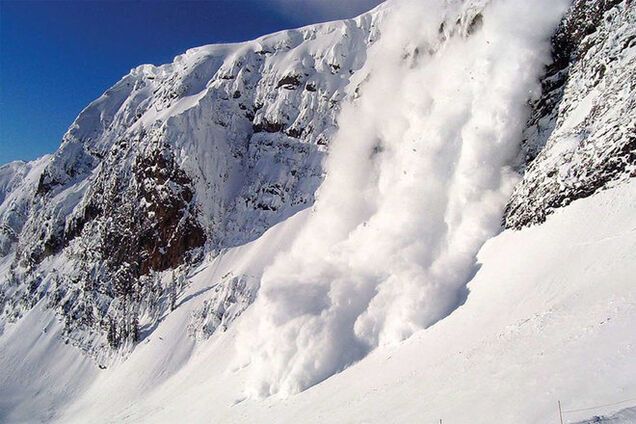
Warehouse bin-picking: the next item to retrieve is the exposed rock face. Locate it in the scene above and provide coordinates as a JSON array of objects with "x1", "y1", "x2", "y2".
[
  {"x1": 504, "y1": 0, "x2": 636, "y2": 228},
  {"x1": 69, "y1": 136, "x2": 205, "y2": 278}
]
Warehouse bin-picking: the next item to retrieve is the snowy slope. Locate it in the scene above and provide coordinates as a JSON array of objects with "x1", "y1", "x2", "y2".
[
  {"x1": 3, "y1": 174, "x2": 633, "y2": 423},
  {"x1": 72, "y1": 179, "x2": 636, "y2": 424},
  {"x1": 1, "y1": 0, "x2": 635, "y2": 422}
]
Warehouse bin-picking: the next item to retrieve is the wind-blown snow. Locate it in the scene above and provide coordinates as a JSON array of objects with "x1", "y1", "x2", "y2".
[{"x1": 236, "y1": 0, "x2": 568, "y2": 397}]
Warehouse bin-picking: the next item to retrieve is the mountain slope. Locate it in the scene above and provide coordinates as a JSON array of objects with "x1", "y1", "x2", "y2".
[
  {"x1": 0, "y1": 7, "x2": 385, "y2": 356},
  {"x1": 2, "y1": 171, "x2": 634, "y2": 424},
  {"x1": 0, "y1": 0, "x2": 635, "y2": 422}
]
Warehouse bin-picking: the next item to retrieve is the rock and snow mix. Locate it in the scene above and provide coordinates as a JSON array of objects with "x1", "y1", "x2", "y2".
[{"x1": 506, "y1": 0, "x2": 636, "y2": 228}]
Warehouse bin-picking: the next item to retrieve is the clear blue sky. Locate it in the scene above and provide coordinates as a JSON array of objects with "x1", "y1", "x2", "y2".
[{"x1": 0, "y1": 0, "x2": 383, "y2": 165}]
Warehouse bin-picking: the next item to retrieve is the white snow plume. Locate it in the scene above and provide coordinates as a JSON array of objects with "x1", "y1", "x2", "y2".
[{"x1": 236, "y1": 0, "x2": 568, "y2": 397}]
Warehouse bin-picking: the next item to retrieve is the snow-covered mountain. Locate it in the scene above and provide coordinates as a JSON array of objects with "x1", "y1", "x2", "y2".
[
  {"x1": 0, "y1": 6, "x2": 384, "y2": 357},
  {"x1": 1, "y1": 0, "x2": 635, "y2": 422}
]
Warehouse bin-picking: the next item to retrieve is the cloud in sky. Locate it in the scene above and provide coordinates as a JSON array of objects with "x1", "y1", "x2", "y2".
[{"x1": 268, "y1": 0, "x2": 386, "y2": 24}]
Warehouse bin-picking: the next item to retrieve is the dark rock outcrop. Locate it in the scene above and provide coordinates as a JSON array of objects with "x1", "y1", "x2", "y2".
[{"x1": 505, "y1": 0, "x2": 635, "y2": 229}]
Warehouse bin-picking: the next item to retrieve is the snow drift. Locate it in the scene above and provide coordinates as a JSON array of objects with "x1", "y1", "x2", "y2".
[{"x1": 237, "y1": 0, "x2": 568, "y2": 397}]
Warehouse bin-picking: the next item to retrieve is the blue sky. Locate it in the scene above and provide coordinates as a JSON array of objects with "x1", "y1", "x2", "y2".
[{"x1": 0, "y1": 0, "x2": 384, "y2": 165}]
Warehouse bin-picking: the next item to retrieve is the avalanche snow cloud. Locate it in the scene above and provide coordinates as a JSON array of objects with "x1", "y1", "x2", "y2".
[{"x1": 237, "y1": 0, "x2": 568, "y2": 397}]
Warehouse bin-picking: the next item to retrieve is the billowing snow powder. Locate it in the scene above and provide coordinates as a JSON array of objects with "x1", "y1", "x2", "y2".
[{"x1": 236, "y1": 0, "x2": 568, "y2": 397}]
